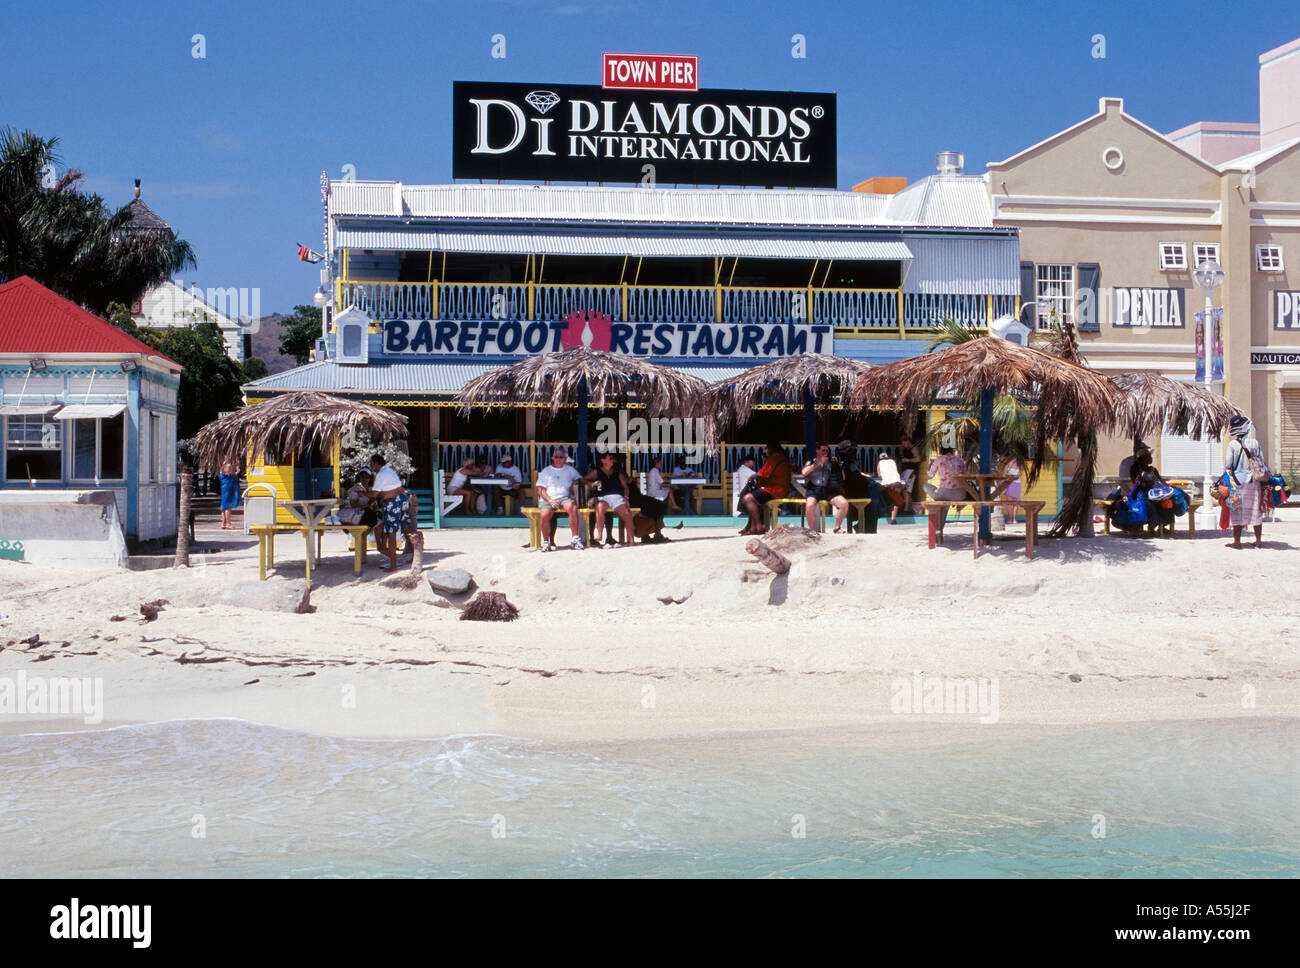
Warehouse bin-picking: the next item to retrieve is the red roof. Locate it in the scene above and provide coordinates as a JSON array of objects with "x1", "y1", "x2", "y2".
[{"x1": 0, "y1": 276, "x2": 179, "y2": 368}]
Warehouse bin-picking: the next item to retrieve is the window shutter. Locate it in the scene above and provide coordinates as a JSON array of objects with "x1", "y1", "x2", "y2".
[
  {"x1": 1077, "y1": 263, "x2": 1101, "y2": 332},
  {"x1": 1019, "y1": 261, "x2": 1035, "y2": 324}
]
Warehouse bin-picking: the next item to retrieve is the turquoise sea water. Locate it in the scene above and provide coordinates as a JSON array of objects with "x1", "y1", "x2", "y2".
[{"x1": 0, "y1": 718, "x2": 1296, "y2": 878}]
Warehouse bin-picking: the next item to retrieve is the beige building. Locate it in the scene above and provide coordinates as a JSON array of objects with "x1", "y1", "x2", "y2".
[{"x1": 987, "y1": 91, "x2": 1300, "y2": 484}]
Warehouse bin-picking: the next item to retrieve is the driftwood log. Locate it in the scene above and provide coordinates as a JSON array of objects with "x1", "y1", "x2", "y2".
[{"x1": 745, "y1": 538, "x2": 791, "y2": 574}]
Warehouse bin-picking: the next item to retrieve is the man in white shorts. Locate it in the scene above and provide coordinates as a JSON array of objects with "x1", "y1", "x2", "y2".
[{"x1": 535, "y1": 446, "x2": 584, "y2": 551}]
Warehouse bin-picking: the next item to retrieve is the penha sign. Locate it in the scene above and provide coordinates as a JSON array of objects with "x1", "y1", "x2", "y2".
[{"x1": 452, "y1": 80, "x2": 837, "y2": 188}]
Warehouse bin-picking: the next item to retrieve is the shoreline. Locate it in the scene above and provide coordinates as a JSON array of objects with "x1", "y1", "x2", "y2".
[{"x1": 2, "y1": 522, "x2": 1298, "y2": 744}]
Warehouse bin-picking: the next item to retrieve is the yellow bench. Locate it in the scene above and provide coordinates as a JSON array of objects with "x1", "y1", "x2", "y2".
[{"x1": 521, "y1": 505, "x2": 640, "y2": 548}]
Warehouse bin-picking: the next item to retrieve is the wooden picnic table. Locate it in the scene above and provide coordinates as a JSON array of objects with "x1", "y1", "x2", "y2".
[{"x1": 954, "y1": 473, "x2": 1020, "y2": 502}]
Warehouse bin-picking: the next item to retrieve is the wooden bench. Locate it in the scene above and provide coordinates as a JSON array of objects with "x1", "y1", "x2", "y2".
[
  {"x1": 521, "y1": 505, "x2": 641, "y2": 549},
  {"x1": 1093, "y1": 498, "x2": 1203, "y2": 536},
  {"x1": 919, "y1": 500, "x2": 1046, "y2": 559},
  {"x1": 251, "y1": 523, "x2": 372, "y2": 583},
  {"x1": 764, "y1": 496, "x2": 879, "y2": 533}
]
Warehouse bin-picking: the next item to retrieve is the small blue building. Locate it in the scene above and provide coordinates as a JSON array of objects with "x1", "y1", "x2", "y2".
[{"x1": 0, "y1": 276, "x2": 182, "y2": 545}]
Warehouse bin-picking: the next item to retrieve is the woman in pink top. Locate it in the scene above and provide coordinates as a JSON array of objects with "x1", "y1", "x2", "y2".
[{"x1": 923, "y1": 447, "x2": 969, "y2": 540}]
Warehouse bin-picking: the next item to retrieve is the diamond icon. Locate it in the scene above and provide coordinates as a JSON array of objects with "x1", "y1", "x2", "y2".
[{"x1": 525, "y1": 90, "x2": 560, "y2": 114}]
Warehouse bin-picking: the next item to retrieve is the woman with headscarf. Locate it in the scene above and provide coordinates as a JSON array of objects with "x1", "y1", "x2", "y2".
[{"x1": 1224, "y1": 415, "x2": 1269, "y2": 548}]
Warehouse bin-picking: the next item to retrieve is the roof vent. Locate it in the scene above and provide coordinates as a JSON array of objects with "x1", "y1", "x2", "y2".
[
  {"x1": 935, "y1": 151, "x2": 964, "y2": 176},
  {"x1": 134, "y1": 178, "x2": 141, "y2": 199}
]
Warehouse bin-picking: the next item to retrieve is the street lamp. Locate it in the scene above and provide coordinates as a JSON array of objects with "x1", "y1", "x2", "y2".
[{"x1": 1193, "y1": 258, "x2": 1224, "y2": 530}]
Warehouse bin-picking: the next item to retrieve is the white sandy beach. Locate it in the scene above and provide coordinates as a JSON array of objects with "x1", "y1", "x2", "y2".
[{"x1": 1, "y1": 516, "x2": 1297, "y2": 741}]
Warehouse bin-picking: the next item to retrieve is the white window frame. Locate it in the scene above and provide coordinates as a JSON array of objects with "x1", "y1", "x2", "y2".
[
  {"x1": 1034, "y1": 264, "x2": 1074, "y2": 330},
  {"x1": 68, "y1": 414, "x2": 127, "y2": 483},
  {"x1": 1193, "y1": 243, "x2": 1220, "y2": 268},
  {"x1": 2, "y1": 415, "x2": 63, "y2": 482},
  {"x1": 1257, "y1": 244, "x2": 1284, "y2": 272},
  {"x1": 1158, "y1": 242, "x2": 1187, "y2": 271},
  {"x1": 148, "y1": 412, "x2": 162, "y2": 483}
]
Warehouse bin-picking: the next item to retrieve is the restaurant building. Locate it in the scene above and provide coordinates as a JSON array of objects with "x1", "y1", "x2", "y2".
[
  {"x1": 0, "y1": 276, "x2": 182, "y2": 545},
  {"x1": 988, "y1": 36, "x2": 1300, "y2": 483},
  {"x1": 245, "y1": 161, "x2": 1042, "y2": 517}
]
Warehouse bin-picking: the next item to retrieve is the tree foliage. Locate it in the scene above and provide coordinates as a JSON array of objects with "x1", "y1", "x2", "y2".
[
  {"x1": 106, "y1": 303, "x2": 246, "y2": 441},
  {"x1": 279, "y1": 304, "x2": 322, "y2": 365},
  {"x1": 0, "y1": 127, "x2": 196, "y2": 314}
]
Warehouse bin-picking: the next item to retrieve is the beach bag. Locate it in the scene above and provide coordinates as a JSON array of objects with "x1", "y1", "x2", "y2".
[
  {"x1": 1170, "y1": 487, "x2": 1189, "y2": 517},
  {"x1": 1269, "y1": 475, "x2": 1290, "y2": 508},
  {"x1": 1215, "y1": 472, "x2": 1241, "y2": 510},
  {"x1": 1113, "y1": 498, "x2": 1147, "y2": 529},
  {"x1": 1147, "y1": 484, "x2": 1174, "y2": 508}
]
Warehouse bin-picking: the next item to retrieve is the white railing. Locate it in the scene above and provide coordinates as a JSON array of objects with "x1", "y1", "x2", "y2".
[
  {"x1": 626, "y1": 285, "x2": 714, "y2": 323},
  {"x1": 439, "y1": 283, "x2": 527, "y2": 321},
  {"x1": 904, "y1": 293, "x2": 985, "y2": 327},
  {"x1": 534, "y1": 284, "x2": 622, "y2": 321},
  {"x1": 815, "y1": 289, "x2": 898, "y2": 328},
  {"x1": 341, "y1": 281, "x2": 433, "y2": 320},
  {"x1": 721, "y1": 287, "x2": 806, "y2": 325}
]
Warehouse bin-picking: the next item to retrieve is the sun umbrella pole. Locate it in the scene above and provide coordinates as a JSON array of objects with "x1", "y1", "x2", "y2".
[
  {"x1": 802, "y1": 387, "x2": 817, "y2": 462},
  {"x1": 577, "y1": 377, "x2": 590, "y2": 475},
  {"x1": 979, "y1": 387, "x2": 994, "y2": 541}
]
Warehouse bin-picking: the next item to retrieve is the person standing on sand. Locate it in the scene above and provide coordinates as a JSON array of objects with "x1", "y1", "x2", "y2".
[
  {"x1": 897, "y1": 434, "x2": 922, "y2": 512},
  {"x1": 877, "y1": 451, "x2": 907, "y2": 525},
  {"x1": 1225, "y1": 415, "x2": 1268, "y2": 549},
  {"x1": 218, "y1": 461, "x2": 241, "y2": 530},
  {"x1": 739, "y1": 441, "x2": 791, "y2": 536},
  {"x1": 369, "y1": 453, "x2": 409, "y2": 571}
]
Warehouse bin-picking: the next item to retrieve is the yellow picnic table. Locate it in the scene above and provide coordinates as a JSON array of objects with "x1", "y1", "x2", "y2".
[{"x1": 250, "y1": 522, "x2": 371, "y2": 584}]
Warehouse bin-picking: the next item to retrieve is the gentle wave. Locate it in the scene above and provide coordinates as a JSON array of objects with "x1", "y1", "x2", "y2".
[{"x1": 1, "y1": 718, "x2": 1296, "y2": 877}]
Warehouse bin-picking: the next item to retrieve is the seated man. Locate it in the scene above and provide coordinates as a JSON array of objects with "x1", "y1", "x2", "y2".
[
  {"x1": 447, "y1": 457, "x2": 480, "y2": 515},
  {"x1": 740, "y1": 441, "x2": 792, "y2": 536},
  {"x1": 493, "y1": 452, "x2": 524, "y2": 513},
  {"x1": 535, "y1": 446, "x2": 584, "y2": 552}
]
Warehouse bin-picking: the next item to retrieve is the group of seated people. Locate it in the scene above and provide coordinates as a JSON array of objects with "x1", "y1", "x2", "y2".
[
  {"x1": 447, "y1": 451, "x2": 525, "y2": 514},
  {"x1": 1108, "y1": 440, "x2": 1189, "y2": 533},
  {"x1": 534, "y1": 446, "x2": 674, "y2": 551},
  {"x1": 735, "y1": 439, "x2": 1029, "y2": 538}
]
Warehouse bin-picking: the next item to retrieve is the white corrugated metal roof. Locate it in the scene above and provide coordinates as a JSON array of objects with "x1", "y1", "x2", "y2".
[
  {"x1": 331, "y1": 181, "x2": 900, "y2": 227},
  {"x1": 332, "y1": 227, "x2": 913, "y2": 261},
  {"x1": 883, "y1": 176, "x2": 993, "y2": 227},
  {"x1": 244, "y1": 359, "x2": 752, "y2": 396},
  {"x1": 900, "y1": 237, "x2": 1019, "y2": 295},
  {"x1": 54, "y1": 403, "x2": 127, "y2": 420}
]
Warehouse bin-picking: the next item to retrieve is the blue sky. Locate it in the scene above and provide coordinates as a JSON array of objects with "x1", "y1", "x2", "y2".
[{"x1": 4, "y1": 0, "x2": 1298, "y2": 320}]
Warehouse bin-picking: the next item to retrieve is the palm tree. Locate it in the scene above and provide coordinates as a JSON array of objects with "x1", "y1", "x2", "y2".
[
  {"x1": 921, "y1": 318, "x2": 1039, "y2": 467},
  {"x1": 0, "y1": 126, "x2": 196, "y2": 314}
]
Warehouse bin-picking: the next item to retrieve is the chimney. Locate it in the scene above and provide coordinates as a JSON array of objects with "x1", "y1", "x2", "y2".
[
  {"x1": 134, "y1": 178, "x2": 141, "y2": 199},
  {"x1": 935, "y1": 151, "x2": 964, "y2": 176}
]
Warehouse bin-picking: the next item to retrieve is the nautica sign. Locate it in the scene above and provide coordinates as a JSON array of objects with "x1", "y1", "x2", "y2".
[{"x1": 453, "y1": 81, "x2": 837, "y2": 187}]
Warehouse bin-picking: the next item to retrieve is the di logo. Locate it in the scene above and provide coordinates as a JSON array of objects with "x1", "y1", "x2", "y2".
[{"x1": 560, "y1": 309, "x2": 613, "y2": 351}]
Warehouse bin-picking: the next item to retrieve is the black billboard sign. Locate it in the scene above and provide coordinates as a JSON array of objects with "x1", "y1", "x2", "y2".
[{"x1": 452, "y1": 81, "x2": 836, "y2": 188}]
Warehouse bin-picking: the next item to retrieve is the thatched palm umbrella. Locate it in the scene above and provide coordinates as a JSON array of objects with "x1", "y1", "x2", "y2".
[
  {"x1": 457, "y1": 348, "x2": 709, "y2": 472},
  {"x1": 1110, "y1": 371, "x2": 1240, "y2": 441},
  {"x1": 1048, "y1": 370, "x2": 1241, "y2": 537},
  {"x1": 701, "y1": 353, "x2": 872, "y2": 459},
  {"x1": 851, "y1": 335, "x2": 1120, "y2": 540},
  {"x1": 192, "y1": 390, "x2": 408, "y2": 472}
]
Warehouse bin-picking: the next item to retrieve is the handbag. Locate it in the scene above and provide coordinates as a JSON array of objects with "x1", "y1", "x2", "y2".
[
  {"x1": 1215, "y1": 472, "x2": 1241, "y2": 510},
  {"x1": 1269, "y1": 475, "x2": 1291, "y2": 508}
]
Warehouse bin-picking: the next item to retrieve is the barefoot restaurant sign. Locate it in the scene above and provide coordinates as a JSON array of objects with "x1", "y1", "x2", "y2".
[
  {"x1": 452, "y1": 81, "x2": 837, "y2": 188},
  {"x1": 383, "y1": 312, "x2": 832, "y2": 359}
]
